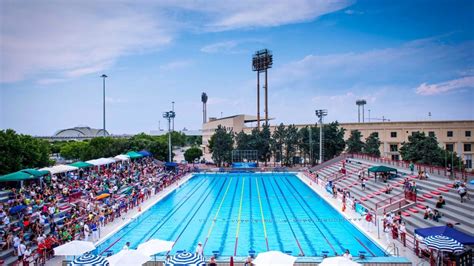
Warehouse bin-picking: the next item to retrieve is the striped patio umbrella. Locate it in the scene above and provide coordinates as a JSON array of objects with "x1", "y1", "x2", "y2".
[
  {"x1": 423, "y1": 235, "x2": 464, "y2": 252},
  {"x1": 167, "y1": 252, "x2": 205, "y2": 266},
  {"x1": 69, "y1": 253, "x2": 109, "y2": 266}
]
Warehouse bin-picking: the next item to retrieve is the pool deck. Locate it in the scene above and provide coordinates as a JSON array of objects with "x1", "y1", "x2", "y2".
[{"x1": 48, "y1": 172, "x2": 420, "y2": 265}]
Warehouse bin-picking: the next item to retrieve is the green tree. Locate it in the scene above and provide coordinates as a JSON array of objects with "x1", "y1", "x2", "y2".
[
  {"x1": 346, "y1": 130, "x2": 364, "y2": 153},
  {"x1": 184, "y1": 147, "x2": 203, "y2": 162},
  {"x1": 298, "y1": 125, "x2": 320, "y2": 165},
  {"x1": 322, "y1": 122, "x2": 346, "y2": 161},
  {"x1": 235, "y1": 131, "x2": 253, "y2": 151},
  {"x1": 363, "y1": 132, "x2": 381, "y2": 157},
  {"x1": 208, "y1": 125, "x2": 234, "y2": 166},
  {"x1": 284, "y1": 124, "x2": 299, "y2": 166},
  {"x1": 399, "y1": 131, "x2": 462, "y2": 167},
  {"x1": 0, "y1": 129, "x2": 52, "y2": 175},
  {"x1": 271, "y1": 123, "x2": 286, "y2": 164},
  {"x1": 258, "y1": 125, "x2": 272, "y2": 165},
  {"x1": 60, "y1": 141, "x2": 89, "y2": 160}
]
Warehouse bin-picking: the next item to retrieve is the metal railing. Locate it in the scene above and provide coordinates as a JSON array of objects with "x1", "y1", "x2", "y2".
[{"x1": 349, "y1": 153, "x2": 473, "y2": 180}]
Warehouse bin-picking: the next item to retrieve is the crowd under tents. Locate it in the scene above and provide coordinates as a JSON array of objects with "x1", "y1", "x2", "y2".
[
  {"x1": 367, "y1": 165, "x2": 398, "y2": 182},
  {"x1": 0, "y1": 150, "x2": 154, "y2": 184}
]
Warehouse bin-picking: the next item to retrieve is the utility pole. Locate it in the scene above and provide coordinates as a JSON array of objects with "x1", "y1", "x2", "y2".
[
  {"x1": 315, "y1": 109, "x2": 328, "y2": 164},
  {"x1": 163, "y1": 111, "x2": 176, "y2": 162},
  {"x1": 100, "y1": 74, "x2": 107, "y2": 136}
]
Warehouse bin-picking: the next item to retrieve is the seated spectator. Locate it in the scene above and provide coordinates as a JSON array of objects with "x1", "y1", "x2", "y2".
[
  {"x1": 433, "y1": 209, "x2": 442, "y2": 222},
  {"x1": 435, "y1": 196, "x2": 446, "y2": 208}
]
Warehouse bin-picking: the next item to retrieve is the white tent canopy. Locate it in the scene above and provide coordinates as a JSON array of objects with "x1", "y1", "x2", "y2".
[
  {"x1": 40, "y1": 165, "x2": 78, "y2": 174},
  {"x1": 114, "y1": 154, "x2": 130, "y2": 161},
  {"x1": 86, "y1": 157, "x2": 116, "y2": 166}
]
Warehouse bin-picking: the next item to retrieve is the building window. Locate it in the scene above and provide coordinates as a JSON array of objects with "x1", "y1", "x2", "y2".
[
  {"x1": 447, "y1": 131, "x2": 453, "y2": 137},
  {"x1": 372, "y1": 132, "x2": 379, "y2": 138},
  {"x1": 428, "y1": 131, "x2": 435, "y2": 137},
  {"x1": 465, "y1": 144, "x2": 472, "y2": 152},
  {"x1": 390, "y1": 144, "x2": 398, "y2": 152},
  {"x1": 391, "y1": 154, "x2": 400, "y2": 161},
  {"x1": 466, "y1": 159, "x2": 472, "y2": 169},
  {"x1": 390, "y1": 132, "x2": 397, "y2": 138},
  {"x1": 446, "y1": 144, "x2": 454, "y2": 151},
  {"x1": 466, "y1": 131, "x2": 472, "y2": 137}
]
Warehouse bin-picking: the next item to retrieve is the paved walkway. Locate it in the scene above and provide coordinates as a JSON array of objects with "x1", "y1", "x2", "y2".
[{"x1": 46, "y1": 173, "x2": 194, "y2": 266}]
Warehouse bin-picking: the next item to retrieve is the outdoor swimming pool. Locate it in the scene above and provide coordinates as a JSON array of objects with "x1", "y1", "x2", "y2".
[{"x1": 95, "y1": 173, "x2": 386, "y2": 258}]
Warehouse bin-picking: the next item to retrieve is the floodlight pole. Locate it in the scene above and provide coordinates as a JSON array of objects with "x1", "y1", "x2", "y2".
[
  {"x1": 163, "y1": 111, "x2": 176, "y2": 162},
  {"x1": 315, "y1": 109, "x2": 328, "y2": 164},
  {"x1": 100, "y1": 74, "x2": 107, "y2": 136},
  {"x1": 257, "y1": 71, "x2": 260, "y2": 129},
  {"x1": 172, "y1": 101, "x2": 175, "y2": 131}
]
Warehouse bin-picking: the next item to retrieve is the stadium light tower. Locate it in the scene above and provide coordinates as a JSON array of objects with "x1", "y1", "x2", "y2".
[
  {"x1": 163, "y1": 110, "x2": 176, "y2": 162},
  {"x1": 201, "y1": 92, "x2": 208, "y2": 124},
  {"x1": 100, "y1": 74, "x2": 108, "y2": 136},
  {"x1": 315, "y1": 109, "x2": 328, "y2": 164},
  {"x1": 252, "y1": 49, "x2": 273, "y2": 129},
  {"x1": 356, "y1": 99, "x2": 367, "y2": 123}
]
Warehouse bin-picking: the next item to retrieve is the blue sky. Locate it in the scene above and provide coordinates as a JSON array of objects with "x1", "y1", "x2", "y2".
[{"x1": 1, "y1": 0, "x2": 473, "y2": 135}]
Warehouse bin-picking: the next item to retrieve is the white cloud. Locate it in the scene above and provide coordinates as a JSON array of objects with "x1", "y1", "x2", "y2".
[
  {"x1": 1, "y1": 2, "x2": 172, "y2": 83},
  {"x1": 201, "y1": 41, "x2": 239, "y2": 53},
  {"x1": 36, "y1": 78, "x2": 68, "y2": 85},
  {"x1": 344, "y1": 9, "x2": 364, "y2": 15},
  {"x1": 415, "y1": 76, "x2": 474, "y2": 95},
  {"x1": 159, "y1": 60, "x2": 193, "y2": 71}
]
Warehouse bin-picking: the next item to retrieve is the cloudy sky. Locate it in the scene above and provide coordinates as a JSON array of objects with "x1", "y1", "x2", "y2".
[{"x1": 1, "y1": 0, "x2": 473, "y2": 135}]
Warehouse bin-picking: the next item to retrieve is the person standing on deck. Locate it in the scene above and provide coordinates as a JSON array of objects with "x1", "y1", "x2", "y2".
[{"x1": 195, "y1": 242, "x2": 203, "y2": 256}]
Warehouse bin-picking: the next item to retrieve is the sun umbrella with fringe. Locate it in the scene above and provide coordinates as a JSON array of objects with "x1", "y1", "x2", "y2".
[
  {"x1": 137, "y1": 239, "x2": 174, "y2": 256},
  {"x1": 423, "y1": 235, "x2": 464, "y2": 252},
  {"x1": 68, "y1": 253, "x2": 109, "y2": 266},
  {"x1": 166, "y1": 251, "x2": 205, "y2": 266},
  {"x1": 252, "y1": 251, "x2": 297, "y2": 266},
  {"x1": 54, "y1": 240, "x2": 96, "y2": 256}
]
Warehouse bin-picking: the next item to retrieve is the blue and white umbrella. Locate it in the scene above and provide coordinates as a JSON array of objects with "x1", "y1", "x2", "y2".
[
  {"x1": 68, "y1": 253, "x2": 109, "y2": 266},
  {"x1": 166, "y1": 252, "x2": 205, "y2": 266},
  {"x1": 423, "y1": 235, "x2": 464, "y2": 252}
]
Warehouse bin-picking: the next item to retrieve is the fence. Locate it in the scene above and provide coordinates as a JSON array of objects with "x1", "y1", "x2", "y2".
[{"x1": 349, "y1": 153, "x2": 473, "y2": 180}]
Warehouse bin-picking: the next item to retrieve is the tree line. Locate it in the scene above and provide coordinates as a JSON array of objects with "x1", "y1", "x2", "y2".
[
  {"x1": 0, "y1": 130, "x2": 198, "y2": 175},
  {"x1": 209, "y1": 125, "x2": 463, "y2": 169},
  {"x1": 208, "y1": 122, "x2": 347, "y2": 167}
]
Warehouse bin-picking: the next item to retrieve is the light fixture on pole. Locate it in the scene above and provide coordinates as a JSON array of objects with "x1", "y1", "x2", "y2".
[
  {"x1": 163, "y1": 111, "x2": 176, "y2": 162},
  {"x1": 315, "y1": 109, "x2": 328, "y2": 164},
  {"x1": 171, "y1": 101, "x2": 175, "y2": 131},
  {"x1": 252, "y1": 49, "x2": 273, "y2": 129},
  {"x1": 100, "y1": 74, "x2": 108, "y2": 136}
]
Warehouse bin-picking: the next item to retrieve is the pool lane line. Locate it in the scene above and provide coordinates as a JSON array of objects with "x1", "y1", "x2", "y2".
[
  {"x1": 264, "y1": 178, "x2": 305, "y2": 256},
  {"x1": 255, "y1": 177, "x2": 269, "y2": 251},
  {"x1": 202, "y1": 176, "x2": 234, "y2": 250},
  {"x1": 99, "y1": 176, "x2": 209, "y2": 255},
  {"x1": 286, "y1": 176, "x2": 375, "y2": 257},
  {"x1": 168, "y1": 176, "x2": 228, "y2": 253},
  {"x1": 144, "y1": 176, "x2": 220, "y2": 242},
  {"x1": 233, "y1": 177, "x2": 246, "y2": 256},
  {"x1": 281, "y1": 176, "x2": 338, "y2": 254},
  {"x1": 261, "y1": 177, "x2": 284, "y2": 251}
]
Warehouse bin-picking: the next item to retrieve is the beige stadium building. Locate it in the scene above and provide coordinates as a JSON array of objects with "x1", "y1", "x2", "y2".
[{"x1": 202, "y1": 114, "x2": 474, "y2": 169}]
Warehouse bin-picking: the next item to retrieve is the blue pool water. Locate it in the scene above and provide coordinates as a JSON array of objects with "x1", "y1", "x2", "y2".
[{"x1": 95, "y1": 173, "x2": 386, "y2": 257}]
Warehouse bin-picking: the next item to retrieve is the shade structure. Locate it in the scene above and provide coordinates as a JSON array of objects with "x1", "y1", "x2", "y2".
[
  {"x1": 415, "y1": 226, "x2": 474, "y2": 245},
  {"x1": 69, "y1": 253, "x2": 109, "y2": 266},
  {"x1": 137, "y1": 239, "x2": 174, "y2": 256},
  {"x1": 368, "y1": 165, "x2": 397, "y2": 173},
  {"x1": 423, "y1": 235, "x2": 464, "y2": 252},
  {"x1": 0, "y1": 171, "x2": 34, "y2": 182},
  {"x1": 40, "y1": 164, "x2": 78, "y2": 174},
  {"x1": 106, "y1": 249, "x2": 150, "y2": 266},
  {"x1": 69, "y1": 161, "x2": 94, "y2": 169},
  {"x1": 126, "y1": 151, "x2": 144, "y2": 159},
  {"x1": 21, "y1": 168, "x2": 49, "y2": 177},
  {"x1": 86, "y1": 158, "x2": 116, "y2": 166},
  {"x1": 138, "y1": 150, "x2": 152, "y2": 157},
  {"x1": 319, "y1": 257, "x2": 361, "y2": 266},
  {"x1": 95, "y1": 193, "x2": 110, "y2": 200},
  {"x1": 167, "y1": 252, "x2": 205, "y2": 266},
  {"x1": 252, "y1": 251, "x2": 297, "y2": 266},
  {"x1": 54, "y1": 240, "x2": 96, "y2": 256},
  {"x1": 9, "y1": 205, "x2": 27, "y2": 214},
  {"x1": 114, "y1": 154, "x2": 130, "y2": 161}
]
